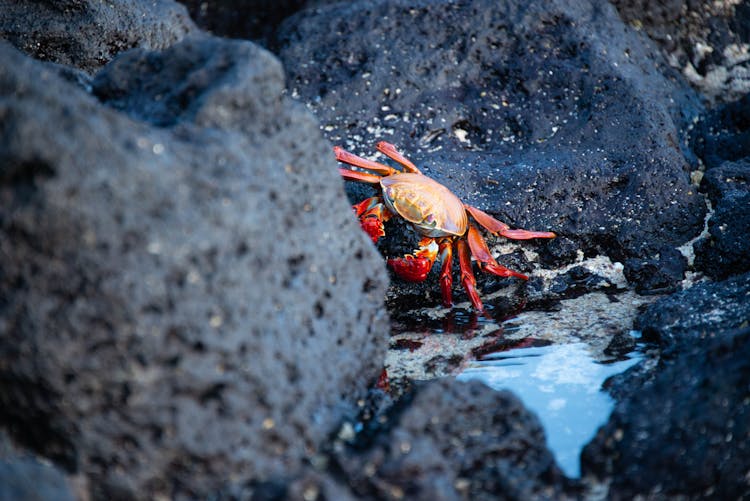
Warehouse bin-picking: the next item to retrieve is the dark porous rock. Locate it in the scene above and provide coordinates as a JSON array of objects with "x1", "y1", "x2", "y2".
[
  {"x1": 582, "y1": 327, "x2": 750, "y2": 500},
  {"x1": 602, "y1": 330, "x2": 637, "y2": 358},
  {"x1": 611, "y1": 0, "x2": 750, "y2": 102},
  {"x1": 690, "y1": 93, "x2": 750, "y2": 170},
  {"x1": 177, "y1": 0, "x2": 331, "y2": 46},
  {"x1": 634, "y1": 272, "x2": 750, "y2": 347},
  {"x1": 0, "y1": 0, "x2": 197, "y2": 73},
  {"x1": 276, "y1": 0, "x2": 706, "y2": 271},
  {"x1": 548, "y1": 266, "x2": 616, "y2": 299},
  {"x1": 693, "y1": 159, "x2": 750, "y2": 279},
  {"x1": 332, "y1": 379, "x2": 576, "y2": 500},
  {"x1": 623, "y1": 245, "x2": 687, "y2": 294},
  {"x1": 0, "y1": 37, "x2": 388, "y2": 500}
]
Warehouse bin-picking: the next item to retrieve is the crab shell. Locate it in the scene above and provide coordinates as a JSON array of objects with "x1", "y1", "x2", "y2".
[{"x1": 381, "y1": 173, "x2": 467, "y2": 239}]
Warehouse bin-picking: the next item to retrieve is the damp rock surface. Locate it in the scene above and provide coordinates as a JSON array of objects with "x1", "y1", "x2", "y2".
[
  {"x1": 0, "y1": 38, "x2": 388, "y2": 499},
  {"x1": 582, "y1": 327, "x2": 750, "y2": 500},
  {"x1": 332, "y1": 378, "x2": 577, "y2": 500}
]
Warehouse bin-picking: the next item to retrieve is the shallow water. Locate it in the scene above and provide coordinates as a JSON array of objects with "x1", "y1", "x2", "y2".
[{"x1": 457, "y1": 340, "x2": 643, "y2": 478}]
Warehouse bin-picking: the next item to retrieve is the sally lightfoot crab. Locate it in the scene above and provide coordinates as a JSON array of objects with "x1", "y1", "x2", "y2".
[{"x1": 335, "y1": 141, "x2": 556, "y2": 312}]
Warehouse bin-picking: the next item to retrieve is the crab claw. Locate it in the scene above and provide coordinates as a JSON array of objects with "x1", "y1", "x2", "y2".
[
  {"x1": 388, "y1": 255, "x2": 433, "y2": 282},
  {"x1": 360, "y1": 217, "x2": 385, "y2": 243}
]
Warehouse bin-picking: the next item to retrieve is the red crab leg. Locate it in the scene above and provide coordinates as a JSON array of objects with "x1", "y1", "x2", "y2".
[
  {"x1": 465, "y1": 204, "x2": 556, "y2": 240},
  {"x1": 438, "y1": 238, "x2": 454, "y2": 307},
  {"x1": 466, "y1": 225, "x2": 528, "y2": 280},
  {"x1": 339, "y1": 168, "x2": 382, "y2": 184},
  {"x1": 334, "y1": 146, "x2": 399, "y2": 176},
  {"x1": 376, "y1": 141, "x2": 421, "y2": 173},
  {"x1": 352, "y1": 197, "x2": 392, "y2": 243},
  {"x1": 457, "y1": 239, "x2": 483, "y2": 312},
  {"x1": 388, "y1": 237, "x2": 438, "y2": 282}
]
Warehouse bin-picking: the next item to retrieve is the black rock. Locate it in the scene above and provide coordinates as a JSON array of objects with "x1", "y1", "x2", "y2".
[
  {"x1": 603, "y1": 330, "x2": 637, "y2": 358},
  {"x1": 691, "y1": 93, "x2": 750, "y2": 169},
  {"x1": 0, "y1": 37, "x2": 388, "y2": 500},
  {"x1": 634, "y1": 272, "x2": 750, "y2": 348},
  {"x1": 178, "y1": 0, "x2": 325, "y2": 46},
  {"x1": 582, "y1": 327, "x2": 750, "y2": 500},
  {"x1": 548, "y1": 265, "x2": 615, "y2": 299},
  {"x1": 333, "y1": 378, "x2": 577, "y2": 500},
  {"x1": 276, "y1": 0, "x2": 706, "y2": 268},
  {"x1": 611, "y1": 0, "x2": 750, "y2": 103},
  {"x1": 623, "y1": 246, "x2": 687, "y2": 294},
  {"x1": 0, "y1": 0, "x2": 197, "y2": 74},
  {"x1": 693, "y1": 159, "x2": 750, "y2": 279}
]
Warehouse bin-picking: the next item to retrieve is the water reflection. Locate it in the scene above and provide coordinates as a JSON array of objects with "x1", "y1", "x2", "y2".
[{"x1": 457, "y1": 341, "x2": 642, "y2": 478}]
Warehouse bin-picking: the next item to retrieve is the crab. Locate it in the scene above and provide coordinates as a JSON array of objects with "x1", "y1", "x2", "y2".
[{"x1": 334, "y1": 141, "x2": 556, "y2": 312}]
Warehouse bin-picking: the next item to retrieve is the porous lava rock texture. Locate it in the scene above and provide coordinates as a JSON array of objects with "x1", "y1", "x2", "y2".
[
  {"x1": 0, "y1": 36, "x2": 388, "y2": 500},
  {"x1": 276, "y1": 0, "x2": 707, "y2": 271},
  {"x1": 177, "y1": 0, "x2": 320, "y2": 45},
  {"x1": 611, "y1": 0, "x2": 750, "y2": 102},
  {"x1": 0, "y1": 0, "x2": 197, "y2": 74},
  {"x1": 582, "y1": 326, "x2": 750, "y2": 500},
  {"x1": 332, "y1": 378, "x2": 577, "y2": 500},
  {"x1": 634, "y1": 272, "x2": 750, "y2": 348},
  {"x1": 690, "y1": 95, "x2": 750, "y2": 280}
]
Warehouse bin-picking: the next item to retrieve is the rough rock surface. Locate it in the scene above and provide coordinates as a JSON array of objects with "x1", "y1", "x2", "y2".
[
  {"x1": 0, "y1": 38, "x2": 388, "y2": 500},
  {"x1": 582, "y1": 327, "x2": 750, "y2": 500},
  {"x1": 276, "y1": 0, "x2": 706, "y2": 275},
  {"x1": 691, "y1": 92, "x2": 750, "y2": 170},
  {"x1": 692, "y1": 159, "x2": 750, "y2": 280},
  {"x1": 634, "y1": 272, "x2": 750, "y2": 347},
  {"x1": 331, "y1": 378, "x2": 576, "y2": 500},
  {"x1": 177, "y1": 0, "x2": 325, "y2": 45},
  {"x1": 0, "y1": 0, "x2": 197, "y2": 74},
  {"x1": 694, "y1": 160, "x2": 750, "y2": 279},
  {"x1": 623, "y1": 245, "x2": 687, "y2": 294},
  {"x1": 611, "y1": 0, "x2": 750, "y2": 102}
]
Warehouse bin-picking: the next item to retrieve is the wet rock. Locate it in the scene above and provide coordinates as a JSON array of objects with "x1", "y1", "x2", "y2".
[
  {"x1": 548, "y1": 266, "x2": 615, "y2": 299},
  {"x1": 276, "y1": 0, "x2": 706, "y2": 269},
  {"x1": 693, "y1": 159, "x2": 750, "y2": 279},
  {"x1": 0, "y1": 0, "x2": 197, "y2": 73},
  {"x1": 0, "y1": 37, "x2": 388, "y2": 500},
  {"x1": 332, "y1": 378, "x2": 576, "y2": 500},
  {"x1": 603, "y1": 330, "x2": 637, "y2": 358},
  {"x1": 634, "y1": 272, "x2": 750, "y2": 347},
  {"x1": 623, "y1": 246, "x2": 687, "y2": 294},
  {"x1": 582, "y1": 327, "x2": 750, "y2": 500}
]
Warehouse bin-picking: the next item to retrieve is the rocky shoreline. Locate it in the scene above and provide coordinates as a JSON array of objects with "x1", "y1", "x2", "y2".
[{"x1": 1, "y1": 1, "x2": 749, "y2": 500}]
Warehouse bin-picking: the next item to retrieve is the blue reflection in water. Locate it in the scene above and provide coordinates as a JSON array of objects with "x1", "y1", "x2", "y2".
[{"x1": 457, "y1": 342, "x2": 642, "y2": 478}]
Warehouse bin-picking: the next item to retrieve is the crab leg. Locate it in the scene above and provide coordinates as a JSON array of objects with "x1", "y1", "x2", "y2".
[
  {"x1": 376, "y1": 141, "x2": 421, "y2": 174},
  {"x1": 457, "y1": 239, "x2": 483, "y2": 311},
  {"x1": 388, "y1": 237, "x2": 439, "y2": 282},
  {"x1": 339, "y1": 168, "x2": 383, "y2": 184},
  {"x1": 465, "y1": 204, "x2": 556, "y2": 240},
  {"x1": 466, "y1": 225, "x2": 528, "y2": 280},
  {"x1": 334, "y1": 146, "x2": 400, "y2": 176},
  {"x1": 438, "y1": 238, "x2": 454, "y2": 307},
  {"x1": 352, "y1": 197, "x2": 392, "y2": 243}
]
